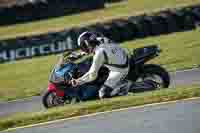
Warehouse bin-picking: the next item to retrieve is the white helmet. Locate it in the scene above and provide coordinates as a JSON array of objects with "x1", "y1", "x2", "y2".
[{"x1": 77, "y1": 31, "x2": 103, "y2": 53}]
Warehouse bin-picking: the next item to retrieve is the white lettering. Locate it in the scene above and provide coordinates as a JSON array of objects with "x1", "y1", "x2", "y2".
[
  {"x1": 39, "y1": 44, "x2": 51, "y2": 54},
  {"x1": 60, "y1": 41, "x2": 67, "y2": 50},
  {"x1": 0, "y1": 39, "x2": 77, "y2": 63},
  {"x1": 15, "y1": 48, "x2": 27, "y2": 59},
  {"x1": 50, "y1": 43, "x2": 57, "y2": 52},
  {"x1": 0, "y1": 51, "x2": 8, "y2": 61},
  {"x1": 66, "y1": 37, "x2": 73, "y2": 50},
  {"x1": 31, "y1": 47, "x2": 40, "y2": 56},
  {"x1": 9, "y1": 50, "x2": 16, "y2": 61},
  {"x1": 51, "y1": 42, "x2": 62, "y2": 52},
  {"x1": 26, "y1": 47, "x2": 31, "y2": 57},
  {"x1": 57, "y1": 41, "x2": 66, "y2": 52}
]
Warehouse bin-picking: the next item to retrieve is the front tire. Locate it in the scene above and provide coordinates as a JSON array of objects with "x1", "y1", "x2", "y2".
[{"x1": 42, "y1": 90, "x2": 64, "y2": 109}]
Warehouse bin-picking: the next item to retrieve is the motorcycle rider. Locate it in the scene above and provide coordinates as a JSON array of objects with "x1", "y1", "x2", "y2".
[{"x1": 71, "y1": 31, "x2": 130, "y2": 98}]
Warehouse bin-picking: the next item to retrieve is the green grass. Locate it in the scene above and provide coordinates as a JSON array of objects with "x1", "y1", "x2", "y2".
[
  {"x1": 0, "y1": 28, "x2": 200, "y2": 101},
  {"x1": 1, "y1": 85, "x2": 200, "y2": 131},
  {"x1": 0, "y1": 0, "x2": 200, "y2": 40},
  {"x1": 122, "y1": 28, "x2": 200, "y2": 72}
]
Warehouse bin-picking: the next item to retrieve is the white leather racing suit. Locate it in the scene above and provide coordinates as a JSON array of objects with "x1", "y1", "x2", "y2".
[{"x1": 76, "y1": 38, "x2": 129, "y2": 98}]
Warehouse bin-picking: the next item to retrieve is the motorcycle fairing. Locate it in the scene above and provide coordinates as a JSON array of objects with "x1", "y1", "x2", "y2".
[{"x1": 47, "y1": 82, "x2": 65, "y2": 97}]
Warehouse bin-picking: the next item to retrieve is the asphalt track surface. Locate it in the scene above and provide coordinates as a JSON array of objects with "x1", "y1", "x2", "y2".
[
  {"x1": 0, "y1": 68, "x2": 200, "y2": 118},
  {"x1": 3, "y1": 98, "x2": 200, "y2": 133}
]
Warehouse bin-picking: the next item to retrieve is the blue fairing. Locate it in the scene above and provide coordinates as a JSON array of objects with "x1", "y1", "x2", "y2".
[{"x1": 54, "y1": 63, "x2": 77, "y2": 80}]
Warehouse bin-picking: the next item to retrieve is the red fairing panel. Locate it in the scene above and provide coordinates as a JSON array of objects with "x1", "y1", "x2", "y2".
[{"x1": 47, "y1": 83, "x2": 65, "y2": 97}]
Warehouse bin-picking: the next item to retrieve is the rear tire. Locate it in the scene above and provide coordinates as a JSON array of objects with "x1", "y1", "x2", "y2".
[
  {"x1": 129, "y1": 64, "x2": 170, "y2": 90},
  {"x1": 140, "y1": 64, "x2": 170, "y2": 88}
]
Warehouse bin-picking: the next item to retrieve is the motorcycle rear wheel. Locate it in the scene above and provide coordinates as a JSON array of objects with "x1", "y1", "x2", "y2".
[{"x1": 130, "y1": 64, "x2": 170, "y2": 91}]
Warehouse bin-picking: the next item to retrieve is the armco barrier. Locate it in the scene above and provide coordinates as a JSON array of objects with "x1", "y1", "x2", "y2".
[
  {"x1": 0, "y1": 4, "x2": 200, "y2": 63},
  {"x1": 128, "y1": 15, "x2": 152, "y2": 38},
  {"x1": 148, "y1": 15, "x2": 167, "y2": 35},
  {"x1": 191, "y1": 7, "x2": 200, "y2": 24},
  {"x1": 111, "y1": 19, "x2": 135, "y2": 41},
  {"x1": 169, "y1": 9, "x2": 195, "y2": 31},
  {"x1": 161, "y1": 11, "x2": 180, "y2": 33},
  {"x1": 94, "y1": 22, "x2": 121, "y2": 42}
]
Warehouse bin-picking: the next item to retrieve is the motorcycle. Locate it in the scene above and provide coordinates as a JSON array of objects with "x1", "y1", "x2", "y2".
[{"x1": 42, "y1": 45, "x2": 170, "y2": 108}]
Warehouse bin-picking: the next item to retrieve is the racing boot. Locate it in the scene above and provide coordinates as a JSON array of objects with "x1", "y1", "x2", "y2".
[{"x1": 110, "y1": 80, "x2": 131, "y2": 97}]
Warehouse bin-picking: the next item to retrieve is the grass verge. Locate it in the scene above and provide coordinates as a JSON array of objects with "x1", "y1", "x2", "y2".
[
  {"x1": 1, "y1": 27, "x2": 200, "y2": 102},
  {"x1": 0, "y1": 86, "x2": 200, "y2": 131},
  {"x1": 0, "y1": 0, "x2": 200, "y2": 40}
]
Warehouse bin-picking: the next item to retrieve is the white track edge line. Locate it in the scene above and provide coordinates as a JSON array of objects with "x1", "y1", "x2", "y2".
[
  {"x1": 2, "y1": 97, "x2": 200, "y2": 133},
  {"x1": 173, "y1": 68, "x2": 199, "y2": 73}
]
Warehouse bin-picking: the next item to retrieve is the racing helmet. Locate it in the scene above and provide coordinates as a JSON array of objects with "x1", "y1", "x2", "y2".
[{"x1": 77, "y1": 31, "x2": 103, "y2": 53}]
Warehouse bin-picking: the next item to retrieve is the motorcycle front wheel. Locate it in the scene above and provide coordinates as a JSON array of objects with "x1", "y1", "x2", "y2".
[{"x1": 42, "y1": 90, "x2": 65, "y2": 108}]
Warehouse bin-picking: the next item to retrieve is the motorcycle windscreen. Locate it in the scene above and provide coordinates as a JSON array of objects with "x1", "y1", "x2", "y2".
[{"x1": 49, "y1": 63, "x2": 77, "y2": 83}]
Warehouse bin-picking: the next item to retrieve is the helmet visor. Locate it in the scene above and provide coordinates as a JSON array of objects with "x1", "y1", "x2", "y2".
[{"x1": 80, "y1": 40, "x2": 90, "y2": 53}]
